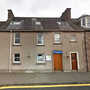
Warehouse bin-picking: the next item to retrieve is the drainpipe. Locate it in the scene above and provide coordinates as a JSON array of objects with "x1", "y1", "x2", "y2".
[
  {"x1": 9, "y1": 30, "x2": 12, "y2": 72},
  {"x1": 84, "y1": 31, "x2": 88, "y2": 72}
]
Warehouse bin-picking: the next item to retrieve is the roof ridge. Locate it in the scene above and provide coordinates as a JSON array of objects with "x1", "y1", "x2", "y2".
[{"x1": 14, "y1": 17, "x2": 59, "y2": 19}]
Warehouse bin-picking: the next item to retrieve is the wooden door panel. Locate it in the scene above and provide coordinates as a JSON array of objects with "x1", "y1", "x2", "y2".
[
  {"x1": 72, "y1": 60, "x2": 78, "y2": 70},
  {"x1": 54, "y1": 54, "x2": 58, "y2": 70},
  {"x1": 58, "y1": 54, "x2": 63, "y2": 71},
  {"x1": 54, "y1": 54, "x2": 63, "y2": 71},
  {"x1": 71, "y1": 53, "x2": 78, "y2": 70}
]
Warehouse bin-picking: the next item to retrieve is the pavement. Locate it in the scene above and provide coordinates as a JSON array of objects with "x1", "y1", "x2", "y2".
[{"x1": 0, "y1": 72, "x2": 90, "y2": 86}]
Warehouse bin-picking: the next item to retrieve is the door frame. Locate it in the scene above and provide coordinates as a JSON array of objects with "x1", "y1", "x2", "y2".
[{"x1": 70, "y1": 52, "x2": 80, "y2": 71}]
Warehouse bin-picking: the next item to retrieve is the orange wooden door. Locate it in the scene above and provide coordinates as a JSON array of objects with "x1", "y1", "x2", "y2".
[
  {"x1": 53, "y1": 54, "x2": 63, "y2": 71},
  {"x1": 71, "y1": 53, "x2": 78, "y2": 70}
]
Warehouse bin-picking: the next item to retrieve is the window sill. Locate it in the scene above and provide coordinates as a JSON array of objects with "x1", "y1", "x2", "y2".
[
  {"x1": 36, "y1": 62, "x2": 46, "y2": 65},
  {"x1": 12, "y1": 62, "x2": 21, "y2": 65},
  {"x1": 36, "y1": 44, "x2": 45, "y2": 46},
  {"x1": 69, "y1": 40, "x2": 77, "y2": 43},
  {"x1": 13, "y1": 44, "x2": 22, "y2": 46},
  {"x1": 53, "y1": 42, "x2": 62, "y2": 45}
]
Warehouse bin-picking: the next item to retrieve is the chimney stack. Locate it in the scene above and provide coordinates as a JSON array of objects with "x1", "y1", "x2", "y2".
[
  {"x1": 60, "y1": 8, "x2": 71, "y2": 21},
  {"x1": 8, "y1": 9, "x2": 14, "y2": 21}
]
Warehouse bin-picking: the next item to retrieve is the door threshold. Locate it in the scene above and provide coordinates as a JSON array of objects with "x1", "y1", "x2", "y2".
[{"x1": 72, "y1": 70, "x2": 78, "y2": 72}]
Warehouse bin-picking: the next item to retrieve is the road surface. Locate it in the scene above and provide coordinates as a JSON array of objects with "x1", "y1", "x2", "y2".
[{"x1": 0, "y1": 83, "x2": 90, "y2": 90}]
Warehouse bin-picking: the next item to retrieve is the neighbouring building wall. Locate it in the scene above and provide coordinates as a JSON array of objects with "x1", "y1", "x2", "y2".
[
  {"x1": 10, "y1": 31, "x2": 86, "y2": 72},
  {"x1": 86, "y1": 32, "x2": 90, "y2": 71},
  {"x1": 0, "y1": 32, "x2": 10, "y2": 72},
  {"x1": 62, "y1": 32, "x2": 86, "y2": 72}
]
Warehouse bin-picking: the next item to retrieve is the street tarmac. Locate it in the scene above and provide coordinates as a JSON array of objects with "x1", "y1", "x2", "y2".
[{"x1": 0, "y1": 83, "x2": 90, "y2": 90}]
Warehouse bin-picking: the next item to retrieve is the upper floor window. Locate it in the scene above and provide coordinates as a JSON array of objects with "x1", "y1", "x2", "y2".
[
  {"x1": 80, "y1": 16, "x2": 90, "y2": 28},
  {"x1": 10, "y1": 21, "x2": 22, "y2": 25},
  {"x1": 86, "y1": 17, "x2": 90, "y2": 28},
  {"x1": 37, "y1": 33, "x2": 44, "y2": 45},
  {"x1": 57, "y1": 21, "x2": 61, "y2": 25},
  {"x1": 35, "y1": 21, "x2": 41, "y2": 25},
  {"x1": 13, "y1": 53, "x2": 20, "y2": 64},
  {"x1": 81, "y1": 17, "x2": 86, "y2": 28},
  {"x1": 70, "y1": 35, "x2": 76, "y2": 42},
  {"x1": 82, "y1": 18, "x2": 85, "y2": 26},
  {"x1": 14, "y1": 32, "x2": 20, "y2": 45},
  {"x1": 81, "y1": 16, "x2": 90, "y2": 28},
  {"x1": 54, "y1": 33, "x2": 61, "y2": 43}
]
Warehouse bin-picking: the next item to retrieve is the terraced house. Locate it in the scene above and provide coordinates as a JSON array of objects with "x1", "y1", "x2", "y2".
[
  {"x1": 0, "y1": 8, "x2": 88, "y2": 73},
  {"x1": 79, "y1": 15, "x2": 90, "y2": 72}
]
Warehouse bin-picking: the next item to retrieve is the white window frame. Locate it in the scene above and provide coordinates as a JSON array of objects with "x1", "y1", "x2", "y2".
[
  {"x1": 81, "y1": 17, "x2": 88, "y2": 28},
  {"x1": 35, "y1": 21, "x2": 41, "y2": 25},
  {"x1": 86, "y1": 17, "x2": 90, "y2": 28},
  {"x1": 70, "y1": 52, "x2": 80, "y2": 71},
  {"x1": 10, "y1": 21, "x2": 21, "y2": 25},
  {"x1": 13, "y1": 53, "x2": 21, "y2": 64},
  {"x1": 37, "y1": 54, "x2": 45, "y2": 63},
  {"x1": 37, "y1": 33, "x2": 44, "y2": 45},
  {"x1": 57, "y1": 21, "x2": 61, "y2": 25},
  {"x1": 14, "y1": 32, "x2": 20, "y2": 45},
  {"x1": 54, "y1": 33, "x2": 61, "y2": 43}
]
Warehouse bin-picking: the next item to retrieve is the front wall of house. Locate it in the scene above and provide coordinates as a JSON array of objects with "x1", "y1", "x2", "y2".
[
  {"x1": 10, "y1": 31, "x2": 86, "y2": 72},
  {"x1": 11, "y1": 32, "x2": 53, "y2": 72},
  {"x1": 0, "y1": 32, "x2": 10, "y2": 72}
]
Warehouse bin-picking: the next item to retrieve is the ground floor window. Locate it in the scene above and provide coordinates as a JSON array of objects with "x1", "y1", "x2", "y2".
[
  {"x1": 13, "y1": 53, "x2": 20, "y2": 63},
  {"x1": 37, "y1": 54, "x2": 45, "y2": 63}
]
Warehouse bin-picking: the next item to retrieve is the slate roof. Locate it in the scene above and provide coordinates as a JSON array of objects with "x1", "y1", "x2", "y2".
[
  {"x1": 6, "y1": 17, "x2": 84, "y2": 32},
  {"x1": 0, "y1": 21, "x2": 9, "y2": 31},
  {"x1": 0, "y1": 16, "x2": 84, "y2": 32}
]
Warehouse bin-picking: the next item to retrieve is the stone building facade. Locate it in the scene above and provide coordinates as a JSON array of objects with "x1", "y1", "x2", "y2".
[
  {"x1": 0, "y1": 8, "x2": 88, "y2": 72},
  {"x1": 79, "y1": 15, "x2": 90, "y2": 71}
]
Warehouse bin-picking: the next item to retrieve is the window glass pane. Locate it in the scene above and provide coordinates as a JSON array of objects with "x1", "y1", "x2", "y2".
[
  {"x1": 37, "y1": 40, "x2": 42, "y2": 44},
  {"x1": 15, "y1": 32, "x2": 20, "y2": 44},
  {"x1": 14, "y1": 53, "x2": 20, "y2": 62},
  {"x1": 15, "y1": 58, "x2": 20, "y2": 61},
  {"x1": 82, "y1": 18, "x2": 85, "y2": 25},
  {"x1": 55, "y1": 34, "x2": 60, "y2": 38},
  {"x1": 37, "y1": 33, "x2": 43, "y2": 44},
  {"x1": 71, "y1": 35, "x2": 76, "y2": 41},
  {"x1": 54, "y1": 33, "x2": 60, "y2": 43},
  {"x1": 87, "y1": 18, "x2": 90, "y2": 24},
  {"x1": 15, "y1": 38, "x2": 20, "y2": 43},
  {"x1": 87, "y1": 18, "x2": 90, "y2": 27},
  {"x1": 35, "y1": 21, "x2": 41, "y2": 25},
  {"x1": 37, "y1": 54, "x2": 45, "y2": 62},
  {"x1": 37, "y1": 54, "x2": 43, "y2": 61},
  {"x1": 15, "y1": 53, "x2": 20, "y2": 57},
  {"x1": 15, "y1": 32, "x2": 20, "y2": 38},
  {"x1": 55, "y1": 39, "x2": 60, "y2": 42}
]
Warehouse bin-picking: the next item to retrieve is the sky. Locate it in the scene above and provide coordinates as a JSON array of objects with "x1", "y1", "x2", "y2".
[{"x1": 0, "y1": 0, "x2": 90, "y2": 21}]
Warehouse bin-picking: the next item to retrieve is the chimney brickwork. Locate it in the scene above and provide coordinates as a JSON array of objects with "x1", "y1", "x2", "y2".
[
  {"x1": 61, "y1": 8, "x2": 71, "y2": 21},
  {"x1": 8, "y1": 9, "x2": 14, "y2": 21}
]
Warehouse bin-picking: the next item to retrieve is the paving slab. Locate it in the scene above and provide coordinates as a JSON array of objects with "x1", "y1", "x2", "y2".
[{"x1": 0, "y1": 72, "x2": 90, "y2": 85}]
